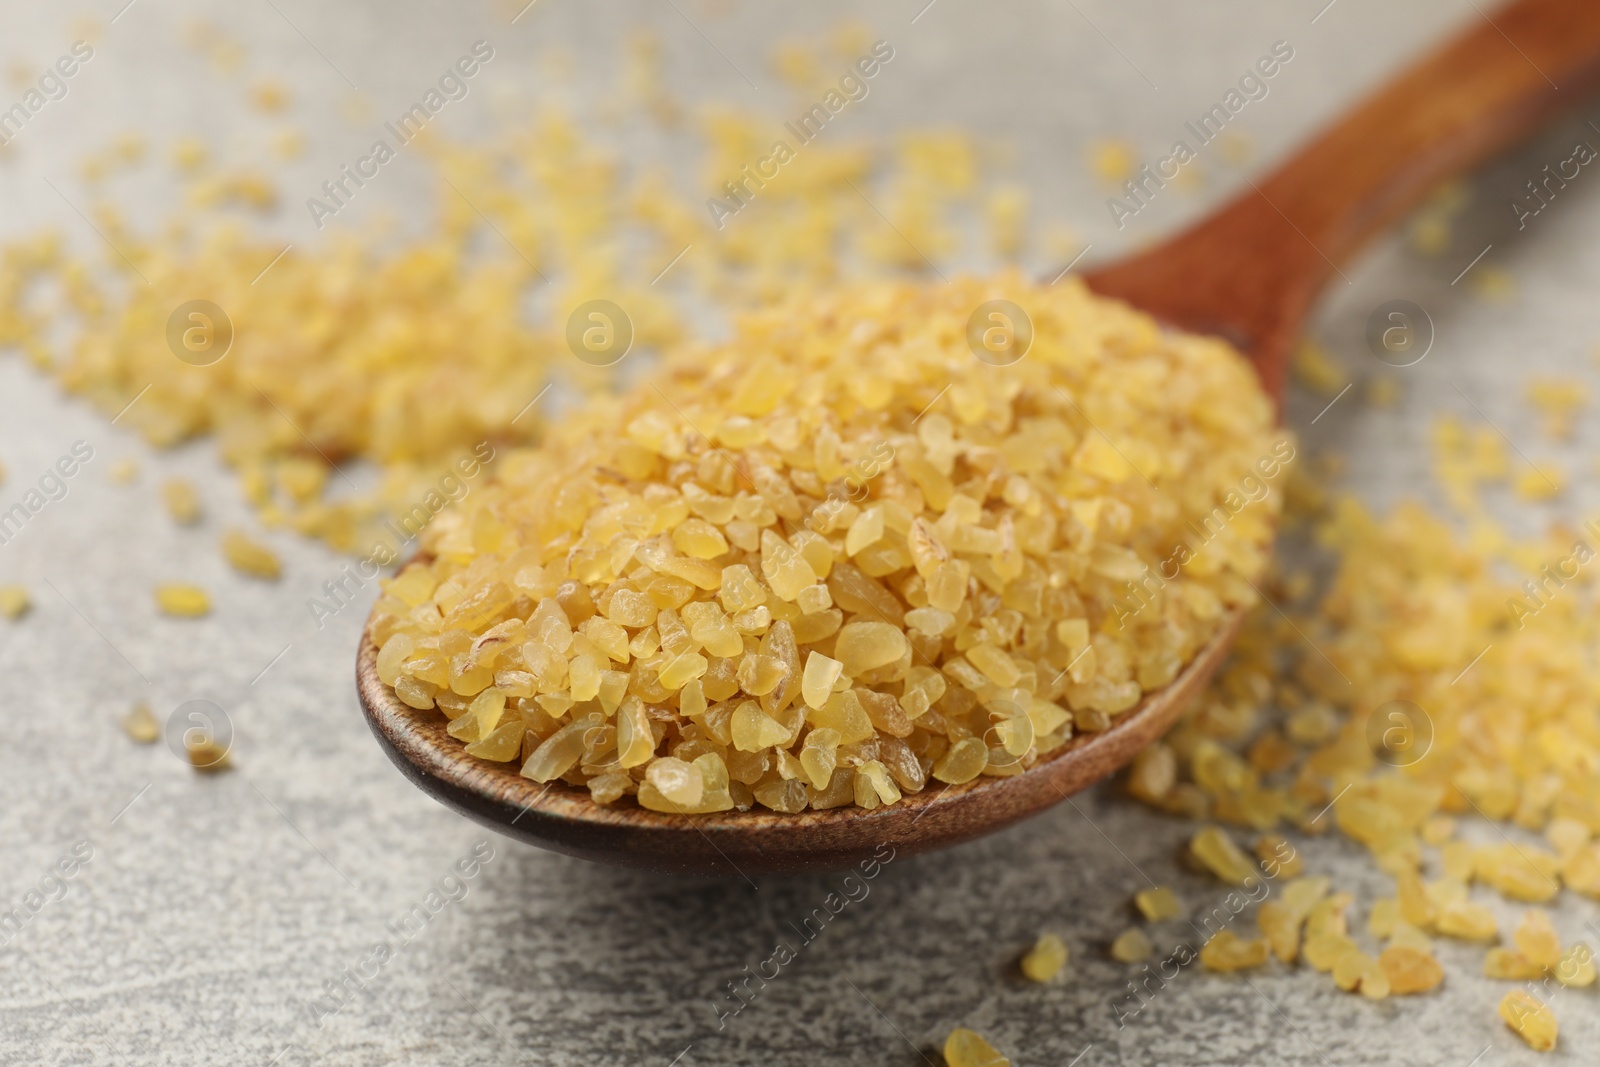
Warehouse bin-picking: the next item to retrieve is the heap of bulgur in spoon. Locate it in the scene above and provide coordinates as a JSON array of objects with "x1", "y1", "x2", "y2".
[{"x1": 368, "y1": 274, "x2": 1286, "y2": 814}]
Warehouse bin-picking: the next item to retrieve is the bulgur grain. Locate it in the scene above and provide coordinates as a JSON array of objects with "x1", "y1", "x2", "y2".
[
  {"x1": 1133, "y1": 885, "x2": 1182, "y2": 922},
  {"x1": 1198, "y1": 930, "x2": 1270, "y2": 972},
  {"x1": 1019, "y1": 933, "x2": 1067, "y2": 982},
  {"x1": 1498, "y1": 990, "x2": 1557, "y2": 1052},
  {"x1": 371, "y1": 277, "x2": 1281, "y2": 813},
  {"x1": 221, "y1": 529, "x2": 282, "y2": 580},
  {"x1": 0, "y1": 584, "x2": 30, "y2": 619},
  {"x1": 943, "y1": 1027, "x2": 1009, "y2": 1067},
  {"x1": 162, "y1": 477, "x2": 202, "y2": 525},
  {"x1": 155, "y1": 583, "x2": 211, "y2": 617},
  {"x1": 122, "y1": 702, "x2": 160, "y2": 743},
  {"x1": 1109, "y1": 928, "x2": 1153, "y2": 963}
]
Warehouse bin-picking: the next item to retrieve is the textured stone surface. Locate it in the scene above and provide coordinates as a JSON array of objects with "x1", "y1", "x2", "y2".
[{"x1": 2, "y1": 0, "x2": 1598, "y2": 1064}]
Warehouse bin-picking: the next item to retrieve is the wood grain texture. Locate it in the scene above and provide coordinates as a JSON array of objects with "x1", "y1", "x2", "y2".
[
  {"x1": 1086, "y1": 0, "x2": 1600, "y2": 400},
  {"x1": 357, "y1": 610, "x2": 1244, "y2": 876}
]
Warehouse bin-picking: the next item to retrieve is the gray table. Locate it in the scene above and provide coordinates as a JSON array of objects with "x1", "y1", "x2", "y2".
[{"x1": 2, "y1": 0, "x2": 1597, "y2": 1063}]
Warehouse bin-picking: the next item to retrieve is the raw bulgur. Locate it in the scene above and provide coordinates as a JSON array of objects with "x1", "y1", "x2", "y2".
[{"x1": 369, "y1": 275, "x2": 1283, "y2": 812}]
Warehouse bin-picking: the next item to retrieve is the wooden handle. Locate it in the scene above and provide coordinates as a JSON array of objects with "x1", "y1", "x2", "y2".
[{"x1": 1086, "y1": 0, "x2": 1600, "y2": 401}]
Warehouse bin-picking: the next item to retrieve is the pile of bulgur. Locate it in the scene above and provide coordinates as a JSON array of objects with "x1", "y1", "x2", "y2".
[
  {"x1": 1109, "y1": 449, "x2": 1600, "y2": 1051},
  {"x1": 368, "y1": 274, "x2": 1284, "y2": 814}
]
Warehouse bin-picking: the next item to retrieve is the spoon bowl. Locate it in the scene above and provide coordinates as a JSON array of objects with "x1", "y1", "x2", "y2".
[
  {"x1": 358, "y1": 0, "x2": 1600, "y2": 874},
  {"x1": 358, "y1": 611, "x2": 1244, "y2": 875}
]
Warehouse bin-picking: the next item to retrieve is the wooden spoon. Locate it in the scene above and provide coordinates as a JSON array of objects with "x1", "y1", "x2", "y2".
[{"x1": 359, "y1": 0, "x2": 1600, "y2": 876}]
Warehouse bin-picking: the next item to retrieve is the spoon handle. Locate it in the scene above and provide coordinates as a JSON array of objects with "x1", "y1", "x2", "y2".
[{"x1": 1086, "y1": 0, "x2": 1600, "y2": 400}]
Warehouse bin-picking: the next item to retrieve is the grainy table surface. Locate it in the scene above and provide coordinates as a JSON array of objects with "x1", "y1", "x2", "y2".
[{"x1": 2, "y1": 1, "x2": 1598, "y2": 1064}]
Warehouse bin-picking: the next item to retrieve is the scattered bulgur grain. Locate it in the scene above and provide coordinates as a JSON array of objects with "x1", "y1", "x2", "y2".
[
  {"x1": 1366, "y1": 376, "x2": 1400, "y2": 409},
  {"x1": 1256, "y1": 900, "x2": 1301, "y2": 963},
  {"x1": 248, "y1": 78, "x2": 290, "y2": 112},
  {"x1": 185, "y1": 736, "x2": 230, "y2": 773},
  {"x1": 1019, "y1": 933, "x2": 1067, "y2": 982},
  {"x1": 1512, "y1": 465, "x2": 1562, "y2": 501},
  {"x1": 985, "y1": 185, "x2": 1028, "y2": 261},
  {"x1": 1291, "y1": 340, "x2": 1344, "y2": 396},
  {"x1": 122, "y1": 702, "x2": 160, "y2": 743},
  {"x1": 1513, "y1": 911, "x2": 1562, "y2": 970},
  {"x1": 1435, "y1": 899, "x2": 1497, "y2": 941},
  {"x1": 1125, "y1": 743, "x2": 1176, "y2": 805},
  {"x1": 1555, "y1": 944, "x2": 1596, "y2": 988},
  {"x1": 155, "y1": 583, "x2": 211, "y2": 617},
  {"x1": 1088, "y1": 139, "x2": 1134, "y2": 184},
  {"x1": 1377, "y1": 946, "x2": 1442, "y2": 995},
  {"x1": 1303, "y1": 933, "x2": 1358, "y2": 973},
  {"x1": 1133, "y1": 885, "x2": 1182, "y2": 922},
  {"x1": 170, "y1": 136, "x2": 207, "y2": 172},
  {"x1": 1366, "y1": 898, "x2": 1398, "y2": 939},
  {"x1": 1109, "y1": 928, "x2": 1153, "y2": 963},
  {"x1": 108, "y1": 458, "x2": 138, "y2": 484},
  {"x1": 1526, "y1": 378, "x2": 1585, "y2": 440},
  {"x1": 162, "y1": 477, "x2": 202, "y2": 525},
  {"x1": 1544, "y1": 817, "x2": 1589, "y2": 857},
  {"x1": 1189, "y1": 827, "x2": 1259, "y2": 886},
  {"x1": 1498, "y1": 990, "x2": 1557, "y2": 1052},
  {"x1": 1198, "y1": 930, "x2": 1270, "y2": 973},
  {"x1": 1255, "y1": 833, "x2": 1302, "y2": 877},
  {"x1": 943, "y1": 1027, "x2": 1009, "y2": 1067},
  {"x1": 0, "y1": 585, "x2": 30, "y2": 619},
  {"x1": 1484, "y1": 947, "x2": 1545, "y2": 980},
  {"x1": 1332, "y1": 949, "x2": 1389, "y2": 999},
  {"x1": 1420, "y1": 815, "x2": 1455, "y2": 846},
  {"x1": 1388, "y1": 922, "x2": 1433, "y2": 953},
  {"x1": 1470, "y1": 264, "x2": 1516, "y2": 301},
  {"x1": 272, "y1": 129, "x2": 306, "y2": 160},
  {"x1": 221, "y1": 529, "x2": 282, "y2": 580}
]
